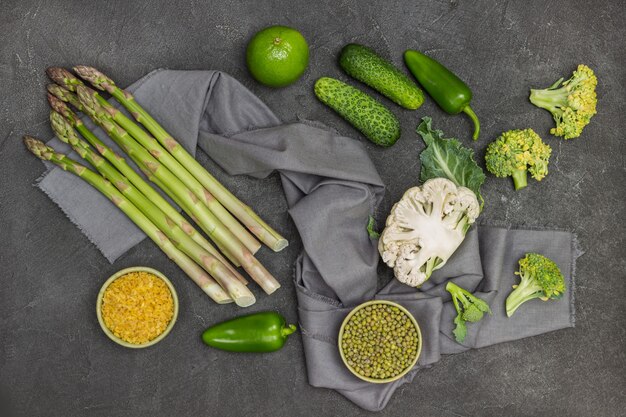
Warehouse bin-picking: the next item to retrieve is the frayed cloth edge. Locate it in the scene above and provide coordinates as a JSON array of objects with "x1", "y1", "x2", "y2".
[{"x1": 34, "y1": 170, "x2": 116, "y2": 263}]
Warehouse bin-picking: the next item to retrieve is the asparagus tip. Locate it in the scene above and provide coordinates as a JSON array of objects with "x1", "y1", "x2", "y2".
[
  {"x1": 23, "y1": 136, "x2": 50, "y2": 160},
  {"x1": 47, "y1": 92, "x2": 68, "y2": 112},
  {"x1": 49, "y1": 111, "x2": 74, "y2": 144},
  {"x1": 47, "y1": 83, "x2": 69, "y2": 100},
  {"x1": 75, "y1": 85, "x2": 99, "y2": 116},
  {"x1": 76, "y1": 84, "x2": 95, "y2": 98},
  {"x1": 45, "y1": 67, "x2": 63, "y2": 81},
  {"x1": 73, "y1": 66, "x2": 114, "y2": 91},
  {"x1": 23, "y1": 135, "x2": 38, "y2": 147},
  {"x1": 46, "y1": 67, "x2": 83, "y2": 92},
  {"x1": 46, "y1": 83, "x2": 60, "y2": 95}
]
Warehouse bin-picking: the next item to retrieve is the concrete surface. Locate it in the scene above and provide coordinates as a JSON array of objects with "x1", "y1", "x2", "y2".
[{"x1": 1, "y1": 0, "x2": 624, "y2": 416}]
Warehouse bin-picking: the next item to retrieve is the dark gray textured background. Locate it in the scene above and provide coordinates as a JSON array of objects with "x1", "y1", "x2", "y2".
[{"x1": 1, "y1": 0, "x2": 624, "y2": 416}]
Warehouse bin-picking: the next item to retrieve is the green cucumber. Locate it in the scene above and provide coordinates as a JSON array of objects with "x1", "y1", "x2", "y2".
[
  {"x1": 339, "y1": 44, "x2": 425, "y2": 110},
  {"x1": 314, "y1": 77, "x2": 401, "y2": 147}
]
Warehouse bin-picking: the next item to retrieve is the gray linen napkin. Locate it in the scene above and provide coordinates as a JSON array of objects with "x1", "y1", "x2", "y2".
[{"x1": 38, "y1": 69, "x2": 577, "y2": 412}]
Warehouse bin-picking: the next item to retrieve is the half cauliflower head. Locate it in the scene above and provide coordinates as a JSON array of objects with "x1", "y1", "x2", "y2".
[{"x1": 378, "y1": 178, "x2": 480, "y2": 287}]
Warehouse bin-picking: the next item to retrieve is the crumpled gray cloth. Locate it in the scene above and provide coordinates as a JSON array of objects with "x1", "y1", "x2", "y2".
[{"x1": 38, "y1": 69, "x2": 577, "y2": 412}]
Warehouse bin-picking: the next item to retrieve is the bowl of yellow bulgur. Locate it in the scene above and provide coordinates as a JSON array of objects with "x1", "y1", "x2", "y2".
[{"x1": 96, "y1": 267, "x2": 178, "y2": 348}]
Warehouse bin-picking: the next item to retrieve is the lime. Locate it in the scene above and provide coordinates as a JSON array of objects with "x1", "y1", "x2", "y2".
[{"x1": 246, "y1": 25, "x2": 309, "y2": 87}]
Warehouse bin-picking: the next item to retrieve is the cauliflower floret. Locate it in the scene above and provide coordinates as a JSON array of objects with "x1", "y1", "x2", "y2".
[{"x1": 378, "y1": 178, "x2": 480, "y2": 287}]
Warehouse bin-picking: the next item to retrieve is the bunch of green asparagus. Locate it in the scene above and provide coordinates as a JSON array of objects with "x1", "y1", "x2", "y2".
[{"x1": 24, "y1": 67, "x2": 288, "y2": 307}]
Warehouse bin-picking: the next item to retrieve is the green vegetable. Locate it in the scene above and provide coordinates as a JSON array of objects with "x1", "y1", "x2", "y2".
[
  {"x1": 446, "y1": 282, "x2": 491, "y2": 343},
  {"x1": 416, "y1": 117, "x2": 486, "y2": 206},
  {"x1": 69, "y1": 85, "x2": 281, "y2": 295},
  {"x1": 48, "y1": 79, "x2": 277, "y2": 293},
  {"x1": 72, "y1": 85, "x2": 240, "y2": 267},
  {"x1": 485, "y1": 128, "x2": 551, "y2": 191},
  {"x1": 314, "y1": 77, "x2": 401, "y2": 147},
  {"x1": 70, "y1": 66, "x2": 289, "y2": 252},
  {"x1": 47, "y1": 93, "x2": 246, "y2": 283},
  {"x1": 47, "y1": 83, "x2": 82, "y2": 109},
  {"x1": 529, "y1": 64, "x2": 597, "y2": 139},
  {"x1": 366, "y1": 216, "x2": 380, "y2": 239},
  {"x1": 404, "y1": 50, "x2": 480, "y2": 140},
  {"x1": 48, "y1": 67, "x2": 263, "y2": 257},
  {"x1": 506, "y1": 253, "x2": 566, "y2": 317},
  {"x1": 202, "y1": 311, "x2": 297, "y2": 352},
  {"x1": 49, "y1": 111, "x2": 256, "y2": 307},
  {"x1": 339, "y1": 44, "x2": 424, "y2": 110},
  {"x1": 341, "y1": 303, "x2": 419, "y2": 380},
  {"x1": 74, "y1": 81, "x2": 262, "y2": 256},
  {"x1": 47, "y1": 86, "x2": 242, "y2": 266},
  {"x1": 23, "y1": 136, "x2": 232, "y2": 305}
]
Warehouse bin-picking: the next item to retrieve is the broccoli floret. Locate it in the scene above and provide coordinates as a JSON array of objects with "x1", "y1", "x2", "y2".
[
  {"x1": 453, "y1": 315, "x2": 467, "y2": 343},
  {"x1": 505, "y1": 253, "x2": 566, "y2": 317},
  {"x1": 366, "y1": 216, "x2": 380, "y2": 239},
  {"x1": 529, "y1": 64, "x2": 597, "y2": 139},
  {"x1": 485, "y1": 128, "x2": 551, "y2": 191},
  {"x1": 446, "y1": 282, "x2": 492, "y2": 343}
]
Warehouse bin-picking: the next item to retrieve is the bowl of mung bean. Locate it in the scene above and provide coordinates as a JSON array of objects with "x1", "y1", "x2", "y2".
[
  {"x1": 338, "y1": 300, "x2": 422, "y2": 383},
  {"x1": 96, "y1": 267, "x2": 178, "y2": 348}
]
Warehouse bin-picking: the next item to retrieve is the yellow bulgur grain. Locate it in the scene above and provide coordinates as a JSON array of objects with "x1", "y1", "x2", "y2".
[{"x1": 101, "y1": 271, "x2": 174, "y2": 344}]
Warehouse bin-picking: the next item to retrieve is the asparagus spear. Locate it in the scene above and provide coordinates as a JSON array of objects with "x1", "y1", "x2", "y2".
[
  {"x1": 73, "y1": 66, "x2": 289, "y2": 252},
  {"x1": 50, "y1": 112, "x2": 255, "y2": 307},
  {"x1": 48, "y1": 73, "x2": 251, "y2": 268},
  {"x1": 48, "y1": 83, "x2": 247, "y2": 269},
  {"x1": 90, "y1": 89, "x2": 262, "y2": 255},
  {"x1": 147, "y1": 170, "x2": 242, "y2": 268},
  {"x1": 46, "y1": 67, "x2": 83, "y2": 92},
  {"x1": 67, "y1": 88, "x2": 280, "y2": 295},
  {"x1": 24, "y1": 136, "x2": 232, "y2": 305},
  {"x1": 82, "y1": 94, "x2": 247, "y2": 270},
  {"x1": 48, "y1": 83, "x2": 83, "y2": 109},
  {"x1": 47, "y1": 93, "x2": 247, "y2": 281},
  {"x1": 46, "y1": 68, "x2": 262, "y2": 255}
]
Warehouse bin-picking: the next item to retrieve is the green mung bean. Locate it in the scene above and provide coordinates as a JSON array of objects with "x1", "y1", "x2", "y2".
[{"x1": 341, "y1": 303, "x2": 419, "y2": 380}]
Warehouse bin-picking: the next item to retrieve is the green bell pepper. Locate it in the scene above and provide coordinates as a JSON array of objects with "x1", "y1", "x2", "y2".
[
  {"x1": 201, "y1": 311, "x2": 297, "y2": 352},
  {"x1": 404, "y1": 50, "x2": 480, "y2": 140}
]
